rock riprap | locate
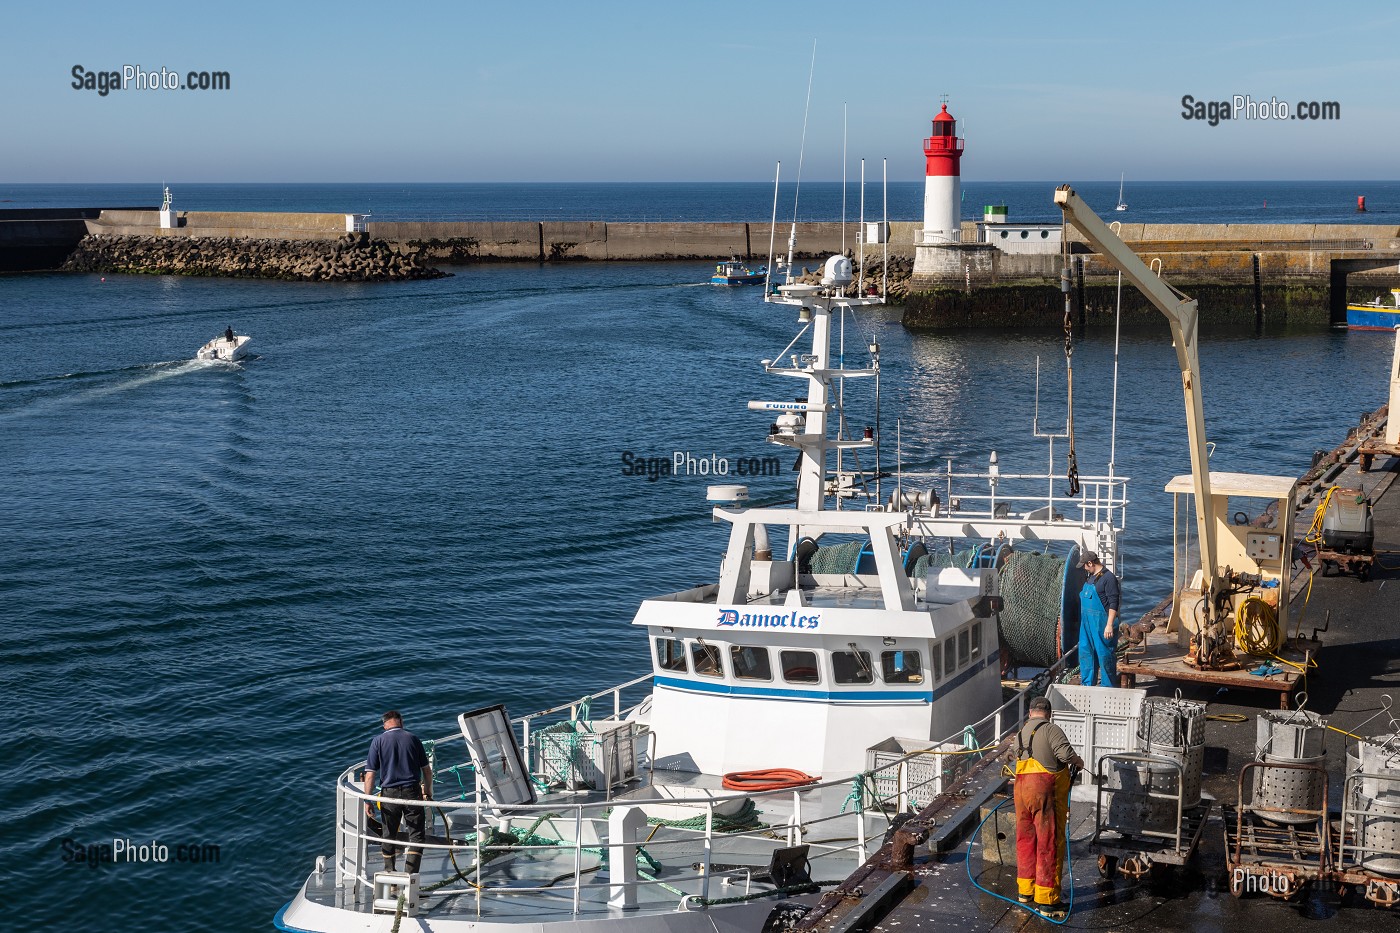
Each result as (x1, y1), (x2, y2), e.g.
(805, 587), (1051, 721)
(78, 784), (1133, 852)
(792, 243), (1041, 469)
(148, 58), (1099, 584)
(63, 232), (447, 282)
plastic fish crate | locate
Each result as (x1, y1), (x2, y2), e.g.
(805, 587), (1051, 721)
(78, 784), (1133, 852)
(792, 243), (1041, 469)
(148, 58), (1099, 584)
(1045, 684), (1147, 772)
(533, 720), (639, 791)
(867, 737), (974, 810)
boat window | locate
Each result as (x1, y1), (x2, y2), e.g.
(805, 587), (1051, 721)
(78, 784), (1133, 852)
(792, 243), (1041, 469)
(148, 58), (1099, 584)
(781, 650), (821, 684)
(730, 645), (773, 681)
(655, 637), (688, 672)
(690, 640), (724, 678)
(945, 638), (957, 674)
(958, 629), (971, 667)
(1227, 496), (1280, 530)
(881, 650), (923, 684)
(970, 622), (983, 662)
(932, 646), (942, 681)
(832, 650), (875, 685)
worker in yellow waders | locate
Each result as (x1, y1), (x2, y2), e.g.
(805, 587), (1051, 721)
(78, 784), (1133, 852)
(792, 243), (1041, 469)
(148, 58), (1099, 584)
(1014, 696), (1083, 918)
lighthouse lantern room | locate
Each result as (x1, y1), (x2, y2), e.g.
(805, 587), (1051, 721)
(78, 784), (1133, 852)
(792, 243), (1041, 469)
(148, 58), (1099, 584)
(921, 103), (965, 244)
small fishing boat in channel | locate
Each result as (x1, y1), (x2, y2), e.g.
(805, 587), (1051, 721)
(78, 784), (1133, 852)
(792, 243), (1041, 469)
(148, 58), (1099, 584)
(710, 258), (767, 286)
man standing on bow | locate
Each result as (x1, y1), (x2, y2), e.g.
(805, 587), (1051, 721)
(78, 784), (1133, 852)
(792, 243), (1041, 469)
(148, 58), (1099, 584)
(1077, 551), (1121, 687)
(364, 710), (433, 875)
(1015, 696), (1084, 919)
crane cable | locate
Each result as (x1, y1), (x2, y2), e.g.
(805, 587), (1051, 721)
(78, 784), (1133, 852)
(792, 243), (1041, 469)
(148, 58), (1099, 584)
(1060, 248), (1081, 498)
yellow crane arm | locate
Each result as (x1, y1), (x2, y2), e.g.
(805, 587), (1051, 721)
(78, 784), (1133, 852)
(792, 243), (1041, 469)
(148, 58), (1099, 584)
(1052, 185), (1218, 605)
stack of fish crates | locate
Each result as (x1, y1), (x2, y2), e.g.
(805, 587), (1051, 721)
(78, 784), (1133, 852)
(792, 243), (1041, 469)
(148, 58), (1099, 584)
(1045, 684), (1147, 778)
(533, 719), (639, 792)
(867, 737), (975, 810)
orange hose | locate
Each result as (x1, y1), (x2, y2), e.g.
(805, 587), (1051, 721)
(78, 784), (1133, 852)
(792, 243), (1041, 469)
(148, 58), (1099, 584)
(721, 768), (820, 791)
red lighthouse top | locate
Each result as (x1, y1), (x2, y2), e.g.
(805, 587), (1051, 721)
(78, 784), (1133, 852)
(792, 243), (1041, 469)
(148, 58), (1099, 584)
(923, 104), (964, 177)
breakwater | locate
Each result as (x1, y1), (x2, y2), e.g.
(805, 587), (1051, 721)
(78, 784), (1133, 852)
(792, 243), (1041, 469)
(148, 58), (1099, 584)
(62, 232), (445, 282)
(6, 208), (1400, 327)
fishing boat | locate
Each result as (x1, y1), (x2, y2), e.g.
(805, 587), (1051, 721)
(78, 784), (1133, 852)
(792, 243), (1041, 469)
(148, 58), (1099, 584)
(274, 229), (1131, 931)
(196, 330), (251, 362)
(1115, 173), (1128, 212)
(1346, 289), (1400, 330)
(710, 258), (767, 286)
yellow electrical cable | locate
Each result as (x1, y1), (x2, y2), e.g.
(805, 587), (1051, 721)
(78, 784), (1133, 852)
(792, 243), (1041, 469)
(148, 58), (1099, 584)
(1233, 595), (1317, 673)
(1304, 487), (1337, 546)
(1292, 486), (1336, 639)
(1327, 725), (1367, 741)
(1234, 595), (1282, 655)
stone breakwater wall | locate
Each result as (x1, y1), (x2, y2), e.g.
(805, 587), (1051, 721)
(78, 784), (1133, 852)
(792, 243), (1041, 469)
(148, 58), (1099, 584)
(366, 220), (924, 262)
(62, 232), (446, 282)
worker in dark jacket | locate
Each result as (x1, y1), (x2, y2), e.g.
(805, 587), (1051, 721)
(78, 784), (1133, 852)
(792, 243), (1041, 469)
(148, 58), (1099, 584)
(364, 710), (433, 875)
(1015, 696), (1084, 918)
(1077, 550), (1121, 687)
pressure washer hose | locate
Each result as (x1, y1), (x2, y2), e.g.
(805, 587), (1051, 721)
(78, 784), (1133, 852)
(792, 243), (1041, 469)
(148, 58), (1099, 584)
(965, 798), (1074, 925)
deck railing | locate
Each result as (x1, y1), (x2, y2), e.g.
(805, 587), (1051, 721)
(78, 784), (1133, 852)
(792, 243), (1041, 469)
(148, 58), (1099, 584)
(330, 656), (1075, 916)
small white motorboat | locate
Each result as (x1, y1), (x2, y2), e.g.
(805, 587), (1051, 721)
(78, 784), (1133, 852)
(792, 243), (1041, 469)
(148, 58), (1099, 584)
(196, 330), (251, 362)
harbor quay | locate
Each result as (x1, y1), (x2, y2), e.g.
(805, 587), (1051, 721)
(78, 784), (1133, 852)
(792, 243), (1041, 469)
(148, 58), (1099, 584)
(789, 411), (1400, 933)
(4, 206), (1398, 327)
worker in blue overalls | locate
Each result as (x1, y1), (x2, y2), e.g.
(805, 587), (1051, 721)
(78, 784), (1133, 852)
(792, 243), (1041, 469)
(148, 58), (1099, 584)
(1078, 551), (1121, 687)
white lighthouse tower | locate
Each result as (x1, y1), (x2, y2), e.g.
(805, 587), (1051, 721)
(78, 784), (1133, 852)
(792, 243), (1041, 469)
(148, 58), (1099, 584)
(921, 103), (964, 244)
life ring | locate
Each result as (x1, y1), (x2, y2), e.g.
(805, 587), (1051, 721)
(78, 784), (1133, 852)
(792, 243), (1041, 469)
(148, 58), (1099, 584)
(722, 769), (820, 791)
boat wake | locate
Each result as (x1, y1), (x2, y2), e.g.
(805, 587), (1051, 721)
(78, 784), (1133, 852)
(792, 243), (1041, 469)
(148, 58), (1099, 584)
(0, 359), (232, 419)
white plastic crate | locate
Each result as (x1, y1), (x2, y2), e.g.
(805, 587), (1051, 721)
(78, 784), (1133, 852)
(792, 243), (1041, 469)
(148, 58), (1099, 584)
(867, 737), (974, 810)
(1045, 684), (1146, 773)
(533, 720), (639, 791)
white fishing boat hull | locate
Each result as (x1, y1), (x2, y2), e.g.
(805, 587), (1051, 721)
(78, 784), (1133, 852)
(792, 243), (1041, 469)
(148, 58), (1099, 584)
(277, 235), (1127, 932)
(196, 334), (251, 362)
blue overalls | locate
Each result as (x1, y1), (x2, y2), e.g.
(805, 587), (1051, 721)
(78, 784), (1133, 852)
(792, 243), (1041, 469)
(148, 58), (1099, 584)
(1079, 576), (1117, 687)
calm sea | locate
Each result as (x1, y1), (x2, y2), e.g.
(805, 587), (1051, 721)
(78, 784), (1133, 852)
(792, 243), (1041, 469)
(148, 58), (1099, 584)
(2, 180), (1399, 224)
(1, 200), (1396, 929)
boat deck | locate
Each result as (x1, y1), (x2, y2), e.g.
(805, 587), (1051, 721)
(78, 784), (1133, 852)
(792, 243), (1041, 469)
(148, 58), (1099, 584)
(300, 767), (881, 926)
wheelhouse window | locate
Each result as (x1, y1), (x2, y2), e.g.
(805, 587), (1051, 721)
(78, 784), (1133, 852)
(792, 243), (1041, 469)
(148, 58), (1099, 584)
(932, 646), (942, 681)
(971, 622), (983, 662)
(832, 650), (875, 685)
(881, 650), (923, 684)
(958, 629), (971, 667)
(945, 638), (957, 674)
(655, 637), (687, 672)
(781, 650), (820, 684)
(691, 640), (723, 678)
(730, 645), (773, 681)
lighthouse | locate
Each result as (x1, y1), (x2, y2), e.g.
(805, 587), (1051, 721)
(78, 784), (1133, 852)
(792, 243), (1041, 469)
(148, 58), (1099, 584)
(921, 103), (964, 244)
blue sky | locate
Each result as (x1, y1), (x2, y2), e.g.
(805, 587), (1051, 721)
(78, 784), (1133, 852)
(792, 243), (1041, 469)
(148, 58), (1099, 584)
(3, 0), (1395, 182)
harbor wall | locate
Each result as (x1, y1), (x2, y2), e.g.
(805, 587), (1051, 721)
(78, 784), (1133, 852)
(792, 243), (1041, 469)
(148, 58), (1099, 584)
(363, 220), (926, 262)
(0, 207), (151, 272)
(6, 210), (1399, 324)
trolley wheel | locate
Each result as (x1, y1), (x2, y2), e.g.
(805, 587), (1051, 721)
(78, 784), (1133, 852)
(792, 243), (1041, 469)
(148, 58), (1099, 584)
(1098, 855), (1118, 879)
(1358, 564), (1371, 582)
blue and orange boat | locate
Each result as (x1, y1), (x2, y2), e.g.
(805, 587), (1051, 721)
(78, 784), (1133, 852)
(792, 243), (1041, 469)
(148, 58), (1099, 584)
(709, 258), (766, 286)
(1347, 289), (1400, 330)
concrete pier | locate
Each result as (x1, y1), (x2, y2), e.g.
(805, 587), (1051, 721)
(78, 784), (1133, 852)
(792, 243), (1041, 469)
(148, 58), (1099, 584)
(789, 411), (1400, 933)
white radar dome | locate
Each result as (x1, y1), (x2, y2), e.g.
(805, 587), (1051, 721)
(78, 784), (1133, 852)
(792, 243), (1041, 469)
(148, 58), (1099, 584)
(707, 484), (749, 506)
(821, 255), (853, 286)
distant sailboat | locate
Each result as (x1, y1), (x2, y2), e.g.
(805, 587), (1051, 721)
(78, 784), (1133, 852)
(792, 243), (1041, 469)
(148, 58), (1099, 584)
(1115, 173), (1128, 211)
